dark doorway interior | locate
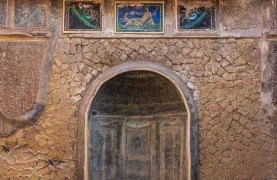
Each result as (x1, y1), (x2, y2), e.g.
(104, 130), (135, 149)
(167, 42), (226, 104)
(88, 71), (187, 180)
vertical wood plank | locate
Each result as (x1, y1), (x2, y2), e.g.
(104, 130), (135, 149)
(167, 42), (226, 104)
(121, 120), (125, 179)
(151, 119), (157, 180)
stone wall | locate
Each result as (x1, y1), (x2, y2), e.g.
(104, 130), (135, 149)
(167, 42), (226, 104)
(0, 0), (276, 179)
(0, 37), (275, 179)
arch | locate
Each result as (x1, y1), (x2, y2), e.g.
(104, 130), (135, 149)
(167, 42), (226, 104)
(78, 61), (199, 180)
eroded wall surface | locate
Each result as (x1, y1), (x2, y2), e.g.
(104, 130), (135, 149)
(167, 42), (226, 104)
(0, 0), (276, 179)
(0, 42), (46, 136)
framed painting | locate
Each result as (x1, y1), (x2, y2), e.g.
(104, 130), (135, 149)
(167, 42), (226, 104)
(115, 2), (164, 33)
(13, 0), (48, 30)
(0, 0), (8, 28)
(177, 0), (215, 31)
(63, 0), (101, 33)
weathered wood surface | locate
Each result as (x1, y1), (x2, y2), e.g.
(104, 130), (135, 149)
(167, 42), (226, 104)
(89, 115), (186, 180)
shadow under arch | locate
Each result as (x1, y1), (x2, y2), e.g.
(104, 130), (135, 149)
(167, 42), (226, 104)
(78, 61), (199, 180)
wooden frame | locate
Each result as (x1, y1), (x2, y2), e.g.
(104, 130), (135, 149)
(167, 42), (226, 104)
(114, 1), (164, 34)
(63, 0), (102, 33)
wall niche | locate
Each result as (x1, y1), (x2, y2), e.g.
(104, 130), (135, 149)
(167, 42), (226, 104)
(88, 71), (188, 179)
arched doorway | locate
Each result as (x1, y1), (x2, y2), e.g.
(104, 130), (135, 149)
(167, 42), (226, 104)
(78, 61), (199, 180)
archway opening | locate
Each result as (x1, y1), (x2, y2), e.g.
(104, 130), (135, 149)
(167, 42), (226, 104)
(88, 71), (188, 179)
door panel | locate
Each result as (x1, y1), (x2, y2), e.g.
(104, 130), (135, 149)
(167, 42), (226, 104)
(159, 125), (182, 180)
(126, 122), (151, 179)
(89, 115), (186, 180)
(89, 117), (124, 180)
(156, 115), (185, 180)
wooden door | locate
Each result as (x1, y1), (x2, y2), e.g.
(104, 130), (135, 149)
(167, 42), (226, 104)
(158, 116), (185, 180)
(89, 117), (124, 180)
(89, 115), (186, 180)
(125, 120), (152, 180)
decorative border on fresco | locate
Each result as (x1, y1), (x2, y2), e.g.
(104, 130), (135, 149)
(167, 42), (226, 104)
(12, 0), (48, 31)
(115, 1), (164, 34)
(63, 0), (102, 33)
(175, 0), (216, 33)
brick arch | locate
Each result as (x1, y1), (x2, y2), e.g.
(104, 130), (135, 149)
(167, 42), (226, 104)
(78, 61), (199, 180)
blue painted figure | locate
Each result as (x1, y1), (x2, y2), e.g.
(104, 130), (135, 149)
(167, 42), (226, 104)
(116, 3), (163, 33)
(179, 5), (215, 30)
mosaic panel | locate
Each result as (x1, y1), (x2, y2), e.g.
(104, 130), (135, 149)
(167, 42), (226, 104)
(0, 0), (8, 27)
(177, 0), (215, 31)
(115, 2), (164, 33)
(64, 0), (101, 32)
(14, 0), (47, 30)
